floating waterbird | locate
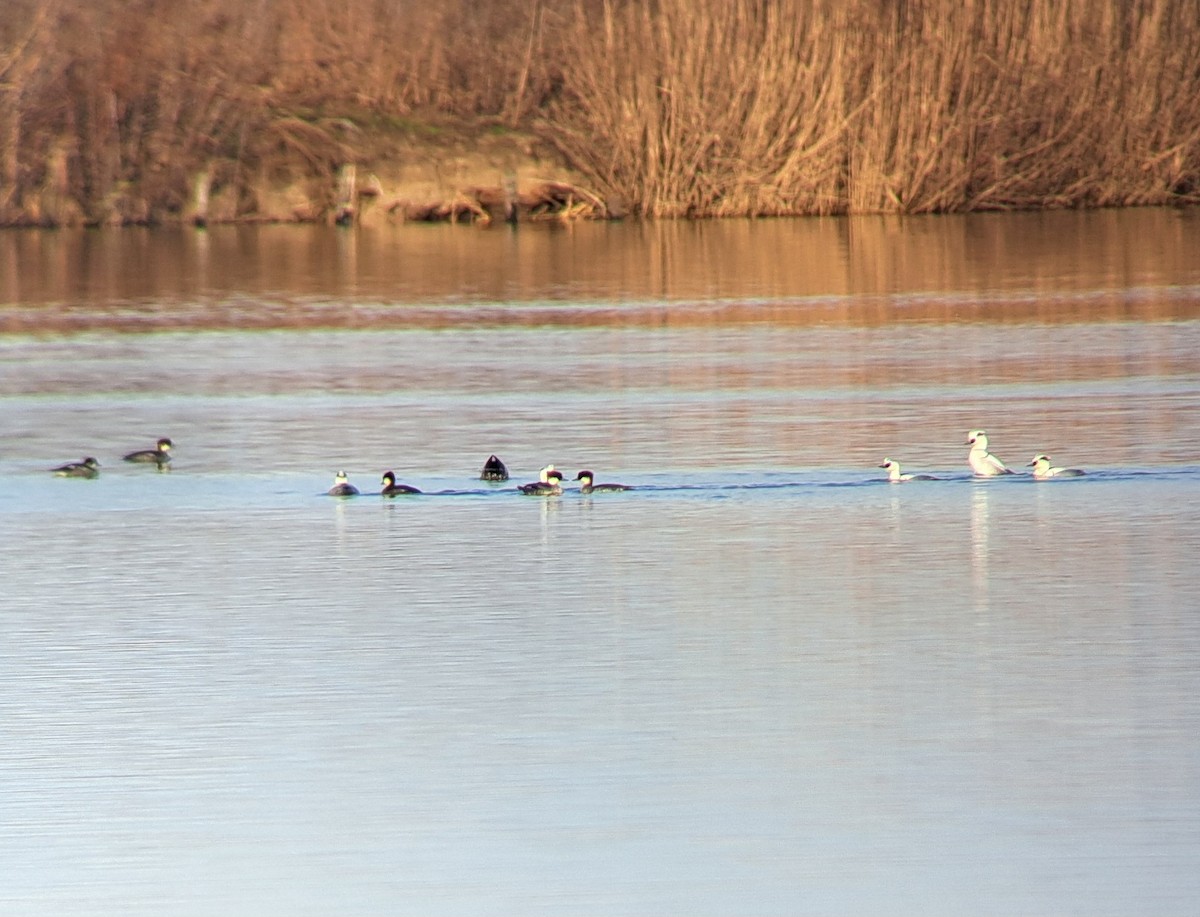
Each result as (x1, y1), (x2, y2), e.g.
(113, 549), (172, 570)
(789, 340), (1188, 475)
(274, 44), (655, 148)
(380, 470), (421, 495)
(124, 437), (173, 466)
(51, 457), (100, 478)
(480, 454), (509, 481)
(878, 458), (937, 483)
(966, 430), (1013, 476)
(328, 471), (359, 496)
(1028, 454), (1086, 479)
(518, 465), (564, 496)
(574, 470), (632, 493)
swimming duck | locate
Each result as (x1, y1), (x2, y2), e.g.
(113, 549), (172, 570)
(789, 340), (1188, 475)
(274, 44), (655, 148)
(574, 470), (632, 493)
(878, 458), (937, 483)
(480, 454), (509, 482)
(124, 437), (173, 466)
(966, 430), (1013, 476)
(380, 470), (421, 495)
(328, 471), (359, 496)
(518, 465), (564, 496)
(1028, 454), (1085, 479)
(51, 457), (100, 478)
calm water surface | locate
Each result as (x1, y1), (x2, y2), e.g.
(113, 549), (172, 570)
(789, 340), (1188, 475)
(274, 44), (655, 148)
(2, 211), (1200, 916)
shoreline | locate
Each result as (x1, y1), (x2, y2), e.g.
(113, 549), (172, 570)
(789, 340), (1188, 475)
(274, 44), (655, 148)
(6, 2), (1199, 227)
(4, 121), (620, 230)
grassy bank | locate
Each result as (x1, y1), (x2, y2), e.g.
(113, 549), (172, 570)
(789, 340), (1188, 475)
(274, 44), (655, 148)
(3, 0), (1199, 225)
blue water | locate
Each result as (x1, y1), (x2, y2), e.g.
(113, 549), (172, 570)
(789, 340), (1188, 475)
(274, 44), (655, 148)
(2, 215), (1200, 916)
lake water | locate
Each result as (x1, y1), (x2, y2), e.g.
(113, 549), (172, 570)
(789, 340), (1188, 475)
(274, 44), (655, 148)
(2, 210), (1199, 916)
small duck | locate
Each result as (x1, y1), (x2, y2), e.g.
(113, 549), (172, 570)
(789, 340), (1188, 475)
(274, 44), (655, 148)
(328, 471), (360, 496)
(380, 470), (421, 496)
(124, 437), (173, 466)
(966, 430), (1013, 476)
(574, 470), (632, 494)
(1028, 454), (1086, 479)
(51, 457), (101, 478)
(878, 458), (937, 483)
(480, 454), (509, 482)
(518, 465), (564, 496)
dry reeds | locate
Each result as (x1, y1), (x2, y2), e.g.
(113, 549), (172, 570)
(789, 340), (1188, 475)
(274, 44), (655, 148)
(0, 0), (562, 225)
(547, 0), (1200, 215)
(2, 0), (1199, 224)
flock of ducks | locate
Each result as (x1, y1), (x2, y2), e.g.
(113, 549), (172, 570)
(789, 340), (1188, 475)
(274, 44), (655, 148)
(881, 430), (1084, 482)
(326, 458), (632, 497)
(47, 440), (635, 496)
(50, 438), (173, 478)
(965, 429), (1085, 478)
(49, 432), (1085, 494)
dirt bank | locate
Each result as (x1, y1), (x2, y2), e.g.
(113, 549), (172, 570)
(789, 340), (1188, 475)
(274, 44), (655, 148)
(207, 116), (613, 227)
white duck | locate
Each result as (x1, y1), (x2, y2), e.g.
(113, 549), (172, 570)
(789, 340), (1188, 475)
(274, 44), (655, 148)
(878, 458), (937, 483)
(1029, 454), (1085, 479)
(966, 430), (1013, 476)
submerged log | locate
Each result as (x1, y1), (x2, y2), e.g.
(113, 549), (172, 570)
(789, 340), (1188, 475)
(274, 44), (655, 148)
(517, 180), (609, 220)
(389, 197), (489, 223)
(390, 180), (612, 224)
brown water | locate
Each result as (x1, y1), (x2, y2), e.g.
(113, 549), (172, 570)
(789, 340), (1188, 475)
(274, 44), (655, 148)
(3, 208), (1198, 331)
(2, 210), (1199, 916)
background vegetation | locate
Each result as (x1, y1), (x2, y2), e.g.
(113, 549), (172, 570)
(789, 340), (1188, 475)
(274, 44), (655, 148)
(3, 0), (1199, 223)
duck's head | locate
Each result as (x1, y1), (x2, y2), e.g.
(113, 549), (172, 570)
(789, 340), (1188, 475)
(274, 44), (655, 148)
(157, 438), (173, 452)
(381, 471), (396, 486)
(878, 458), (897, 471)
(574, 470), (594, 482)
(966, 430), (987, 447)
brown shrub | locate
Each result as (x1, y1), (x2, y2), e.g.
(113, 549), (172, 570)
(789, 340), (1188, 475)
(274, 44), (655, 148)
(543, 0), (1200, 215)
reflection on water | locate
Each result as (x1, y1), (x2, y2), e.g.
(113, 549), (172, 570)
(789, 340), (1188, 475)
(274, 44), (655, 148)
(2, 212), (1200, 916)
(970, 483), (991, 610)
(2, 208), (1200, 332)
